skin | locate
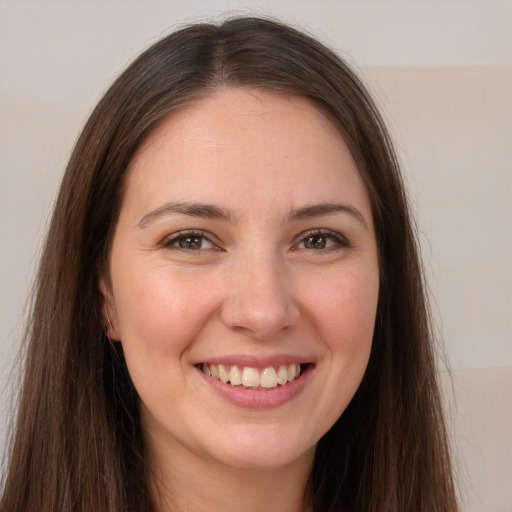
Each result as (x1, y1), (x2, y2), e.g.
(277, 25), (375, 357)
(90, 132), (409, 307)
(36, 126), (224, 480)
(101, 87), (380, 512)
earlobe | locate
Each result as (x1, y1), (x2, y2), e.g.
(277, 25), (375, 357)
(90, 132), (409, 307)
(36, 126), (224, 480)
(99, 276), (120, 341)
(104, 306), (116, 341)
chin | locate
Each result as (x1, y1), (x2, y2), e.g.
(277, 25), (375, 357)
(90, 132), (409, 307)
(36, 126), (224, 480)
(204, 428), (316, 472)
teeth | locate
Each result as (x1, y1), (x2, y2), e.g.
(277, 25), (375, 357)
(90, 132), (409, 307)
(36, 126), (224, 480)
(210, 364), (219, 379)
(277, 365), (288, 385)
(200, 363), (303, 389)
(260, 367), (278, 388)
(288, 363), (297, 381)
(229, 366), (242, 386)
(242, 367), (260, 387)
(218, 364), (229, 383)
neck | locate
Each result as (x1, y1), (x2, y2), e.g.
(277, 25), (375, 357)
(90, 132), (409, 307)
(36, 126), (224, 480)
(147, 434), (314, 512)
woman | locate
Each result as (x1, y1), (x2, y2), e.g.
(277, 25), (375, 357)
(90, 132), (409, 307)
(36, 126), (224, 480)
(1, 17), (458, 512)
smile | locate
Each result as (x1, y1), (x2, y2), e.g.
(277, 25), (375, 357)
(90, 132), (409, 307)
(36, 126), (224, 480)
(199, 363), (304, 390)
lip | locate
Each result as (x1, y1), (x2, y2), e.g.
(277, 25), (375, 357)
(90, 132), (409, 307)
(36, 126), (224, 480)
(196, 362), (313, 409)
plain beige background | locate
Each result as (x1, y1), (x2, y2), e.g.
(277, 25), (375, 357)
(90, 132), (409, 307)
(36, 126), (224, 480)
(1, 1), (511, 510)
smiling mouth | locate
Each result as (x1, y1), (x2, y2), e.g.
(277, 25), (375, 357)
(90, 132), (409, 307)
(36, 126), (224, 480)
(198, 363), (308, 390)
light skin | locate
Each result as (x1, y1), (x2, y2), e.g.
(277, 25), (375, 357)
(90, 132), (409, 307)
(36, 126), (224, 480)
(101, 87), (380, 512)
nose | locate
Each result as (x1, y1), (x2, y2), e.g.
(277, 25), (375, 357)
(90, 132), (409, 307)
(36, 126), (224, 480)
(220, 252), (300, 340)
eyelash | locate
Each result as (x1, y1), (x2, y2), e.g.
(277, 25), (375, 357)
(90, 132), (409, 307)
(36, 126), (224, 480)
(162, 228), (350, 254)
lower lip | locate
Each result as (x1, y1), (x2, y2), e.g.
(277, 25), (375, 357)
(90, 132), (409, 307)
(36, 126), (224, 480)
(197, 365), (312, 409)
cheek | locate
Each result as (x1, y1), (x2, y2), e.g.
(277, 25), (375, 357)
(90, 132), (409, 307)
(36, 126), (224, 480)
(112, 265), (219, 357)
(301, 266), (379, 358)
(293, 266), (378, 433)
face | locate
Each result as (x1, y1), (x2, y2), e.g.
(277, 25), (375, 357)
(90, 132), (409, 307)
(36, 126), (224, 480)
(102, 88), (379, 475)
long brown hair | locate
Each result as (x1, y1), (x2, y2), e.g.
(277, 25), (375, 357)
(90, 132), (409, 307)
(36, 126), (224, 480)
(1, 17), (458, 511)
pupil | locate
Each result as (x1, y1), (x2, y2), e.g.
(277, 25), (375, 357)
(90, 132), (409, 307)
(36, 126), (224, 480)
(306, 236), (326, 249)
(179, 236), (201, 249)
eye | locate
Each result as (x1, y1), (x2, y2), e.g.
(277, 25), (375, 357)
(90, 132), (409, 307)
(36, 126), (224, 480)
(294, 230), (349, 251)
(163, 231), (216, 251)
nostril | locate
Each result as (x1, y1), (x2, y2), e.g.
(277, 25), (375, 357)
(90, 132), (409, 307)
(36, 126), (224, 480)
(219, 295), (300, 341)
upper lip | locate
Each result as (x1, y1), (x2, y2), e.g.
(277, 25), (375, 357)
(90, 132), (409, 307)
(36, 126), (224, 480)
(192, 354), (314, 370)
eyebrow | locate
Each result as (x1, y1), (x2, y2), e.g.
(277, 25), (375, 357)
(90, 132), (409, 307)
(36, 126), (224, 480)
(287, 202), (368, 229)
(138, 201), (235, 228)
(138, 200), (368, 230)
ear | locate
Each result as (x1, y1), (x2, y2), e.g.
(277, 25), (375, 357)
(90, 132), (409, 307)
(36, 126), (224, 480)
(99, 275), (120, 341)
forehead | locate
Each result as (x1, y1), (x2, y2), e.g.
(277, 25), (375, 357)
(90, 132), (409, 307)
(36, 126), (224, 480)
(123, 87), (371, 219)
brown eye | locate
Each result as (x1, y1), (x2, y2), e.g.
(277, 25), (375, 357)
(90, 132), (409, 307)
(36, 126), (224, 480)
(295, 230), (349, 251)
(178, 235), (203, 249)
(303, 235), (327, 249)
(164, 232), (215, 251)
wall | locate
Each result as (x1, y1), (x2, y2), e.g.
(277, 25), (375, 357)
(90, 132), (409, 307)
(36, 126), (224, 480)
(1, 1), (511, 510)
